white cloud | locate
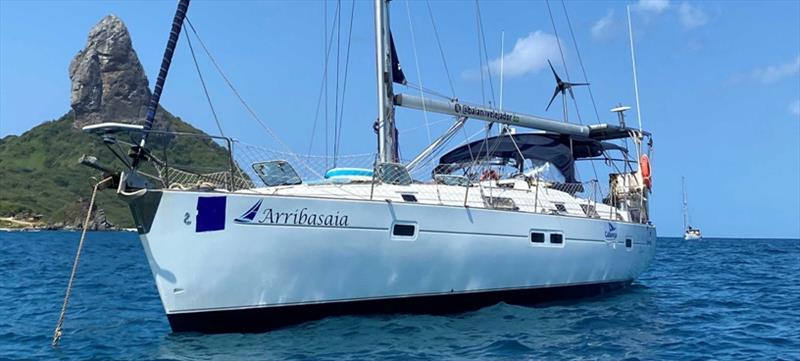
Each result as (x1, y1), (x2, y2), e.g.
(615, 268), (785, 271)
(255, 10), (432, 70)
(790, 99), (800, 117)
(746, 56), (800, 84)
(634, 0), (670, 14)
(729, 56), (800, 84)
(591, 10), (615, 40)
(486, 31), (560, 78)
(678, 2), (708, 29)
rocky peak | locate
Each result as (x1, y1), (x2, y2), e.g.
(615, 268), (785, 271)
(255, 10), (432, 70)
(69, 15), (151, 129)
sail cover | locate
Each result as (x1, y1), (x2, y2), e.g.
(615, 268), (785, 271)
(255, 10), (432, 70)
(436, 133), (625, 183)
(389, 32), (406, 85)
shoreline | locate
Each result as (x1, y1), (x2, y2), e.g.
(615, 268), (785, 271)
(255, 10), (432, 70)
(0, 227), (137, 232)
(0, 216), (134, 232)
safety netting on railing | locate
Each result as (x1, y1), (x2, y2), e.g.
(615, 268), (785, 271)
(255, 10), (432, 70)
(154, 166), (255, 191)
(142, 133), (642, 222)
(231, 141), (376, 187)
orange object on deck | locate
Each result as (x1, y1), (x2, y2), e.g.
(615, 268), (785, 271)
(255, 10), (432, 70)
(640, 154), (652, 189)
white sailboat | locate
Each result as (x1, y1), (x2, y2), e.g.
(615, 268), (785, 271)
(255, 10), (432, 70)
(682, 177), (702, 240)
(81, 0), (657, 333)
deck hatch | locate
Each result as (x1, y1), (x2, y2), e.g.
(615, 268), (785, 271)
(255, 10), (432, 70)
(252, 160), (302, 187)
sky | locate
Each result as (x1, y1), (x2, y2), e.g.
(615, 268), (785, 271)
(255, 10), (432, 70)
(1, 0), (798, 238)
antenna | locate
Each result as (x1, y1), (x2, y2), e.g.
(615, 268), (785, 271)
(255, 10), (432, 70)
(500, 30), (504, 111)
(500, 30), (513, 134)
(626, 5), (643, 132)
(611, 105), (631, 128)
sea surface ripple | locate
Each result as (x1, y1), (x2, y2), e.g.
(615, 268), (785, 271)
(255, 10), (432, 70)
(1, 231), (798, 360)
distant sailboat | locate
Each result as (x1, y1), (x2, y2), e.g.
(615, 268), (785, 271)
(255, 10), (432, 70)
(682, 177), (702, 240)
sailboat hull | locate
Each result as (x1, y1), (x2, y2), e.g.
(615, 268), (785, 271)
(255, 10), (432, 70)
(133, 190), (656, 333)
(166, 280), (631, 333)
(684, 233), (702, 240)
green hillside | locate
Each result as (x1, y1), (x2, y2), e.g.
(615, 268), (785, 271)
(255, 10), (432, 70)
(0, 111), (232, 228)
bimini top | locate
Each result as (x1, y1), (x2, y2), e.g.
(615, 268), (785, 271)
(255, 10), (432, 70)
(436, 132), (626, 183)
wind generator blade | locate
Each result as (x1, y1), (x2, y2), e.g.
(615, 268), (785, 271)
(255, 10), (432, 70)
(547, 59), (561, 83)
(570, 82), (590, 86)
(567, 86), (575, 100)
(545, 87), (560, 111)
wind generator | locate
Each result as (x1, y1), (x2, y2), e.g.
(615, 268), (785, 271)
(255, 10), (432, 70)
(545, 59), (589, 123)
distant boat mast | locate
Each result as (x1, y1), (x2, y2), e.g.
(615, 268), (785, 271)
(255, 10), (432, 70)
(682, 176), (690, 231)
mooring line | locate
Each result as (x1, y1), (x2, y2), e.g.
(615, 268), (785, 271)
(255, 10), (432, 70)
(51, 176), (112, 346)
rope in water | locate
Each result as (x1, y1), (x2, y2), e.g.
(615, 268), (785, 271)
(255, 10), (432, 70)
(51, 176), (112, 347)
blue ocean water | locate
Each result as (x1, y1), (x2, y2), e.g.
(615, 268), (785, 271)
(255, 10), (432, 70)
(1, 231), (798, 360)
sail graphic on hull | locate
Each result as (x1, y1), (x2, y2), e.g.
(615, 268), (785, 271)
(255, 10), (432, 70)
(235, 199), (262, 223)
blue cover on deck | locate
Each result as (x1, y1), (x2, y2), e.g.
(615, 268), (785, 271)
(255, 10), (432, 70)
(324, 168), (374, 179)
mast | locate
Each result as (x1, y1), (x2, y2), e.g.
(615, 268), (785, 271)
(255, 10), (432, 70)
(682, 176), (689, 231)
(374, 0), (398, 163)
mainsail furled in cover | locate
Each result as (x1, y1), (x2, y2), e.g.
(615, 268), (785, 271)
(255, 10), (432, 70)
(389, 32), (406, 85)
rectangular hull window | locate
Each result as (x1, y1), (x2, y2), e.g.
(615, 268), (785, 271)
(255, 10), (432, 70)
(393, 224), (416, 237)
